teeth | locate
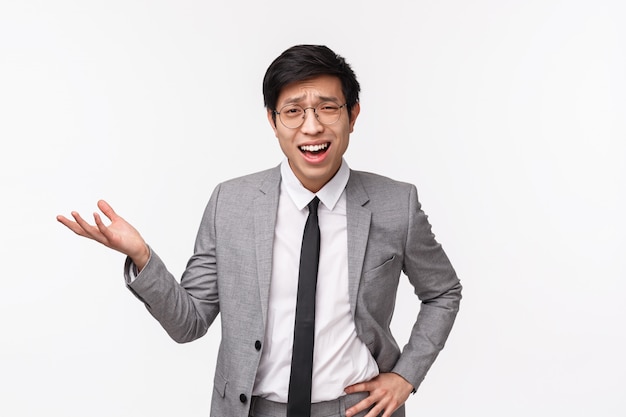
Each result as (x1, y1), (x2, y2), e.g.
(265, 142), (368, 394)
(300, 143), (329, 152)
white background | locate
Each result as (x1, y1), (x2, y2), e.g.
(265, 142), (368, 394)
(1, 1), (624, 416)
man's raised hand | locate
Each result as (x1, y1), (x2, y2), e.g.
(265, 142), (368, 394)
(57, 200), (150, 270)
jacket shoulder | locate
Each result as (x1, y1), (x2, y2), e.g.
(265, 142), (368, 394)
(349, 170), (415, 196)
(212, 166), (280, 200)
(219, 166), (280, 189)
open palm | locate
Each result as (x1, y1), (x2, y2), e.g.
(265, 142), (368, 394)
(57, 200), (150, 269)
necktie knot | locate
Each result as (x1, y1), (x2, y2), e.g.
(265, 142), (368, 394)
(308, 196), (320, 213)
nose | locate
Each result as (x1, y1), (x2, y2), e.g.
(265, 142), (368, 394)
(300, 107), (324, 134)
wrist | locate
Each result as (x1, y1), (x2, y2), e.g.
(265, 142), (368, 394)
(131, 244), (150, 272)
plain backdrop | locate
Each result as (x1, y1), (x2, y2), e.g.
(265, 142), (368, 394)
(1, 1), (624, 416)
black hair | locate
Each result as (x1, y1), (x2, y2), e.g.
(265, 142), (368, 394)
(263, 45), (360, 123)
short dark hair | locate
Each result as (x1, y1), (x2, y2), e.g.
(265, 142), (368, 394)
(263, 45), (360, 123)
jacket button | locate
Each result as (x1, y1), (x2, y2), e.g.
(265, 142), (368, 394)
(240, 393), (247, 403)
(255, 340), (262, 351)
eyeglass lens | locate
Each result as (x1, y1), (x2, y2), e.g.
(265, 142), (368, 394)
(278, 102), (344, 128)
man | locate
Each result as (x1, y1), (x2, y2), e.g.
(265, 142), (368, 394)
(57, 45), (462, 417)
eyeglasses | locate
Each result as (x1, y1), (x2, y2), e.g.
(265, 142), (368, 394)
(274, 102), (347, 129)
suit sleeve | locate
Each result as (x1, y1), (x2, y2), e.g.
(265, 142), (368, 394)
(391, 184), (462, 391)
(124, 184), (222, 343)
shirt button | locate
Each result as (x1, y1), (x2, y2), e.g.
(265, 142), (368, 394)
(255, 340), (262, 351)
(240, 393), (247, 403)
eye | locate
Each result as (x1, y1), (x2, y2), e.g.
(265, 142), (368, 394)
(281, 105), (303, 118)
(318, 102), (340, 113)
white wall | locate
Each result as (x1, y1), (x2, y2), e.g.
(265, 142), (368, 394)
(1, 1), (624, 415)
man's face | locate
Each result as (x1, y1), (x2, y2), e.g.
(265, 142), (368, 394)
(267, 75), (360, 193)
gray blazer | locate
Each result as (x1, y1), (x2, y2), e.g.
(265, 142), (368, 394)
(127, 166), (462, 417)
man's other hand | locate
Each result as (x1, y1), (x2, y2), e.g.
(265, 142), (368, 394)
(344, 372), (414, 417)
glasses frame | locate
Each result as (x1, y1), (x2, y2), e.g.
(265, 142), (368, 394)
(273, 102), (347, 129)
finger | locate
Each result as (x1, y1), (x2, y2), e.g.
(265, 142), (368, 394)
(93, 212), (113, 242)
(364, 403), (385, 417)
(374, 395), (401, 417)
(97, 199), (118, 222)
(71, 211), (103, 241)
(366, 393), (396, 417)
(345, 381), (369, 394)
(57, 215), (88, 237)
(345, 395), (376, 417)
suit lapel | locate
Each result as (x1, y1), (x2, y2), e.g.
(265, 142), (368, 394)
(345, 171), (371, 317)
(253, 167), (281, 328)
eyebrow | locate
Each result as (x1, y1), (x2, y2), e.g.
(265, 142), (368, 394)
(281, 95), (342, 106)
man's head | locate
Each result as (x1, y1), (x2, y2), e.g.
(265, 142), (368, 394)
(263, 45), (361, 124)
(263, 45), (361, 192)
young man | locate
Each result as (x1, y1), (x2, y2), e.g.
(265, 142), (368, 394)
(58, 45), (462, 417)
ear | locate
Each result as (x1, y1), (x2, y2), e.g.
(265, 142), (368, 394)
(267, 109), (278, 136)
(348, 102), (360, 133)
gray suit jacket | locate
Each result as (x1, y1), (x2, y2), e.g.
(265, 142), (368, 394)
(127, 166), (461, 417)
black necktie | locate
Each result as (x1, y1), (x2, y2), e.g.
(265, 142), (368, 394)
(287, 197), (321, 417)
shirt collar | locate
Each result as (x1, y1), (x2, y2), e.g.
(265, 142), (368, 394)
(280, 158), (350, 211)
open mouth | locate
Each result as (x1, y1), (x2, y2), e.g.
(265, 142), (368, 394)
(299, 142), (330, 155)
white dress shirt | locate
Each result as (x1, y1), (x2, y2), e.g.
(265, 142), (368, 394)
(252, 158), (379, 402)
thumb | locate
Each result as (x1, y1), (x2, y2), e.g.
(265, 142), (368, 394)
(97, 199), (118, 221)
